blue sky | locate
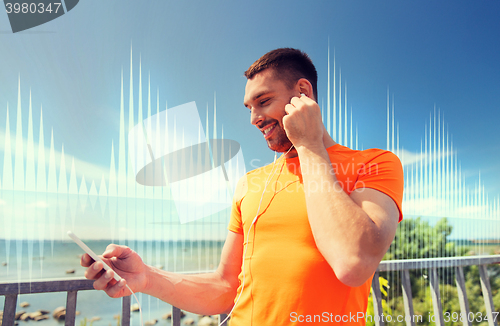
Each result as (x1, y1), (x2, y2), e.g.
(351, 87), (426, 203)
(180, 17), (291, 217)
(1, 0), (500, 225)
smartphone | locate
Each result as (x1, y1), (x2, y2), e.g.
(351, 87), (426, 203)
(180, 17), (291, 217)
(67, 231), (122, 282)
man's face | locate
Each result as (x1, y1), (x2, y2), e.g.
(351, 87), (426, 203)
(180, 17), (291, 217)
(243, 69), (298, 153)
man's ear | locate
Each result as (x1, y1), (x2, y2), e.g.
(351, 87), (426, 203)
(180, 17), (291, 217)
(295, 78), (314, 100)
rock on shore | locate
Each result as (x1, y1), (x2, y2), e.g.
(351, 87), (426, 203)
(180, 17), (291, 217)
(198, 316), (217, 326)
(183, 318), (195, 325)
(53, 307), (66, 321)
(162, 310), (186, 319)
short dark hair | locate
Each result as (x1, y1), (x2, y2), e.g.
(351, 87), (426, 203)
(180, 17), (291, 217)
(244, 48), (318, 100)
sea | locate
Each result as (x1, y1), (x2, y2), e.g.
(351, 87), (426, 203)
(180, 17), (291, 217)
(0, 238), (225, 326)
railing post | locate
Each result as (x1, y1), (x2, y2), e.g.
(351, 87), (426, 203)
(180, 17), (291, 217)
(219, 313), (229, 326)
(3, 293), (18, 326)
(429, 267), (445, 326)
(122, 295), (131, 326)
(371, 271), (384, 326)
(455, 266), (472, 326)
(401, 269), (415, 326)
(479, 264), (498, 326)
(65, 290), (78, 326)
(171, 306), (181, 326)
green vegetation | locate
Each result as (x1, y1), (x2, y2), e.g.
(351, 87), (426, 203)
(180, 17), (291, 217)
(366, 217), (500, 326)
(78, 318), (93, 326)
(78, 316), (120, 326)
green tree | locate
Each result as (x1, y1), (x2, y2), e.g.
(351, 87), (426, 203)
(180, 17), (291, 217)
(384, 217), (465, 262)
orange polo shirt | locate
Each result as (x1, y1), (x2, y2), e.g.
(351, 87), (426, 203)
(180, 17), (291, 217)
(228, 144), (404, 325)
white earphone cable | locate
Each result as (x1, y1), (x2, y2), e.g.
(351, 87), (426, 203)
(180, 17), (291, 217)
(219, 145), (293, 325)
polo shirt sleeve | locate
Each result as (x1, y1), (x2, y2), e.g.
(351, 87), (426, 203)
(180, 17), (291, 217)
(228, 199), (244, 234)
(227, 174), (247, 234)
(352, 151), (404, 222)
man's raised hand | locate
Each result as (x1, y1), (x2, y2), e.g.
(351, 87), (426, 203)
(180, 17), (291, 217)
(283, 95), (324, 149)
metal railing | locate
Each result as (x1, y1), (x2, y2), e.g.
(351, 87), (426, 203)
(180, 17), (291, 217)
(0, 279), (130, 326)
(0, 279), (228, 326)
(1, 255), (499, 326)
(372, 255), (500, 326)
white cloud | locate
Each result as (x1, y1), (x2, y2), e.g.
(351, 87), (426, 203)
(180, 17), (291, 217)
(402, 196), (497, 220)
(397, 148), (455, 167)
(26, 200), (49, 208)
(0, 129), (109, 183)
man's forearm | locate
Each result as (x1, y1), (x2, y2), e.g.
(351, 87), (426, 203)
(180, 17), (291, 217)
(143, 266), (236, 315)
(296, 144), (394, 286)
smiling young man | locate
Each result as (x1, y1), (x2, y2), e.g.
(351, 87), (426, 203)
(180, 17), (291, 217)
(228, 48), (404, 324)
(81, 48), (403, 325)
